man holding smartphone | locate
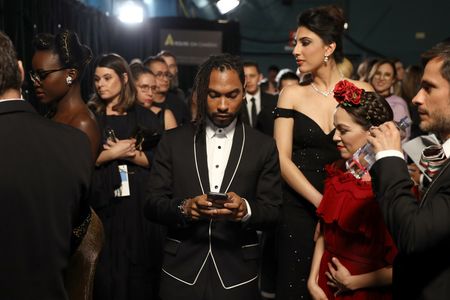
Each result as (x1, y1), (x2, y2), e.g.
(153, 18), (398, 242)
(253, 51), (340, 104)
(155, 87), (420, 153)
(145, 54), (282, 300)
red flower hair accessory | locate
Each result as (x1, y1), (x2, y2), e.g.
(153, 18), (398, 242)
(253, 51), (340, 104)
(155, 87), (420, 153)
(333, 80), (364, 107)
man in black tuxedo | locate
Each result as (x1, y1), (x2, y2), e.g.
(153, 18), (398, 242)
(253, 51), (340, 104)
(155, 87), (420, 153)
(368, 41), (450, 299)
(241, 61), (278, 136)
(0, 31), (92, 300)
(145, 54), (282, 300)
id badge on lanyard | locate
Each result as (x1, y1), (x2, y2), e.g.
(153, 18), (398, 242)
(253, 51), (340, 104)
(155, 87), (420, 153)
(114, 164), (131, 197)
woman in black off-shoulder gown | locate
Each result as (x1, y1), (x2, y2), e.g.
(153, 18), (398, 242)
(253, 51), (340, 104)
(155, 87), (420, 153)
(274, 107), (339, 299)
(271, 5), (374, 299)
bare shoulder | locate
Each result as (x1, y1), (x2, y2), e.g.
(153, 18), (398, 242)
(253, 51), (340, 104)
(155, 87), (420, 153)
(346, 78), (374, 92)
(69, 109), (100, 145)
(277, 84), (308, 108)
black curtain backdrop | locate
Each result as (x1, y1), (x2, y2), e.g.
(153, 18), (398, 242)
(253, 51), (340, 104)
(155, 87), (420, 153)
(0, 0), (240, 110)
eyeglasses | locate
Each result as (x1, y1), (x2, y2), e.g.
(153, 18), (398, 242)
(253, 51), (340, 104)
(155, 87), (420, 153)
(154, 72), (173, 80)
(137, 84), (157, 92)
(29, 67), (67, 84)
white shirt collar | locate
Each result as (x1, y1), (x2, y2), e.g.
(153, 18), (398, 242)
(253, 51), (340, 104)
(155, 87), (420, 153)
(0, 98), (24, 103)
(442, 138), (450, 158)
(206, 118), (237, 139)
(245, 89), (261, 102)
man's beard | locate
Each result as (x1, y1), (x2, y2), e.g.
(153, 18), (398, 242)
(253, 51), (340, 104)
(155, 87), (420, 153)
(207, 112), (237, 128)
(420, 109), (450, 137)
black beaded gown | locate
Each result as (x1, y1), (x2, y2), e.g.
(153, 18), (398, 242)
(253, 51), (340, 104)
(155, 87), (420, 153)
(91, 105), (164, 300)
(274, 107), (340, 300)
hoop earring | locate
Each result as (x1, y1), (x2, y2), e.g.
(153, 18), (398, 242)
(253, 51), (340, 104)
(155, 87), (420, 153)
(66, 76), (73, 86)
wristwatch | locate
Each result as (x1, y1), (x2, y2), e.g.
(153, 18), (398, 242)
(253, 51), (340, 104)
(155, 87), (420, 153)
(178, 199), (189, 218)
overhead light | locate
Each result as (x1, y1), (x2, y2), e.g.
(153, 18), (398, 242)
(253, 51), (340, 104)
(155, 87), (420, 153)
(118, 1), (144, 24)
(216, 0), (240, 15)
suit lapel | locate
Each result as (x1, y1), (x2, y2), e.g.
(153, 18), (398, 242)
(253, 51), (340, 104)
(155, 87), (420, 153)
(240, 100), (250, 126)
(220, 121), (244, 193)
(195, 132), (210, 194)
(420, 158), (450, 207)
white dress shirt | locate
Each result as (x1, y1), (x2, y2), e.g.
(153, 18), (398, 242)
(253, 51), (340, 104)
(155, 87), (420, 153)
(245, 90), (261, 125)
(205, 119), (251, 221)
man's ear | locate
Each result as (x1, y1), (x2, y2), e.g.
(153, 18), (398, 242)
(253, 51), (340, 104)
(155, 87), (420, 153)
(17, 60), (25, 84)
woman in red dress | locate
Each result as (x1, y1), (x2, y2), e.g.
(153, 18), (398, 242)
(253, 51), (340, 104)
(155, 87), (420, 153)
(308, 80), (398, 300)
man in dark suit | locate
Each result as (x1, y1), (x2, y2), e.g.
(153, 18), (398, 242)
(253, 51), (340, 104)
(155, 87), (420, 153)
(368, 41), (450, 299)
(241, 61), (278, 136)
(0, 31), (92, 300)
(145, 54), (282, 300)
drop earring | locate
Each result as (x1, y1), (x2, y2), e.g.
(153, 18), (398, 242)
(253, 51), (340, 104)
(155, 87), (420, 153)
(66, 76), (73, 85)
(323, 55), (329, 64)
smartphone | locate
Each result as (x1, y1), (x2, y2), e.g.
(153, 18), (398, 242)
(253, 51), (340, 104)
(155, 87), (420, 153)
(207, 192), (228, 209)
(106, 128), (118, 142)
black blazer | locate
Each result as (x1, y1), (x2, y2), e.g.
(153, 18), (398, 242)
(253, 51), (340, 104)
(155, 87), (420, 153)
(145, 121), (282, 299)
(0, 100), (92, 300)
(241, 91), (278, 136)
(371, 157), (450, 300)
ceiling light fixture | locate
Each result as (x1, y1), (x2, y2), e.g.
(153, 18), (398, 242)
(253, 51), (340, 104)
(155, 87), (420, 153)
(216, 0), (240, 15)
(118, 1), (144, 24)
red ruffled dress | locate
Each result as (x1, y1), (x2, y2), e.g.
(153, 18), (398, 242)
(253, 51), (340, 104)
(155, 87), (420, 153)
(316, 164), (397, 299)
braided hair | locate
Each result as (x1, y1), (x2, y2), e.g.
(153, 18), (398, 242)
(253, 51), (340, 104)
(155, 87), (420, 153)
(339, 91), (394, 130)
(193, 54), (245, 137)
(32, 29), (92, 81)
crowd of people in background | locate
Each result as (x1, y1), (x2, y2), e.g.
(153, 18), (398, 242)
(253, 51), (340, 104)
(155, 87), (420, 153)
(1, 3), (450, 300)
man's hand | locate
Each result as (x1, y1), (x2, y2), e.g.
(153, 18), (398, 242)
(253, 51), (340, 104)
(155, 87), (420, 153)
(367, 121), (402, 154)
(183, 192), (248, 221)
(222, 192), (248, 221)
(183, 194), (215, 220)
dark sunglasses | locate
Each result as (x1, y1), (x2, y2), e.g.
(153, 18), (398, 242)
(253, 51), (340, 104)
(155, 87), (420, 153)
(29, 67), (68, 84)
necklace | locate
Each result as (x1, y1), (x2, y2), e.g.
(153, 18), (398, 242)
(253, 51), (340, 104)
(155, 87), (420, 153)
(310, 83), (333, 97)
(310, 70), (344, 97)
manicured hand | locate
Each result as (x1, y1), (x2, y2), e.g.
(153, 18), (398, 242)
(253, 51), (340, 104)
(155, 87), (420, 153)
(326, 257), (353, 296)
(103, 138), (136, 159)
(368, 122), (402, 153)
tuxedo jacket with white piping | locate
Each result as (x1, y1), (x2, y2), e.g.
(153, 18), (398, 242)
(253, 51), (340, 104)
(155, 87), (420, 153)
(145, 120), (282, 296)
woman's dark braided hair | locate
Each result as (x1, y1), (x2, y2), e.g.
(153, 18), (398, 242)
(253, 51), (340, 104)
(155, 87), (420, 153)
(340, 91), (394, 130)
(32, 29), (92, 80)
(193, 53), (245, 137)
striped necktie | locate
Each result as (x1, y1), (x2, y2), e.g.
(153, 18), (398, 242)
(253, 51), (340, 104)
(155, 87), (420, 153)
(420, 144), (447, 178)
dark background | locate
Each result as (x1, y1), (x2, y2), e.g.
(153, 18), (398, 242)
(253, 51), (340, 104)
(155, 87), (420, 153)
(1, 0), (449, 105)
